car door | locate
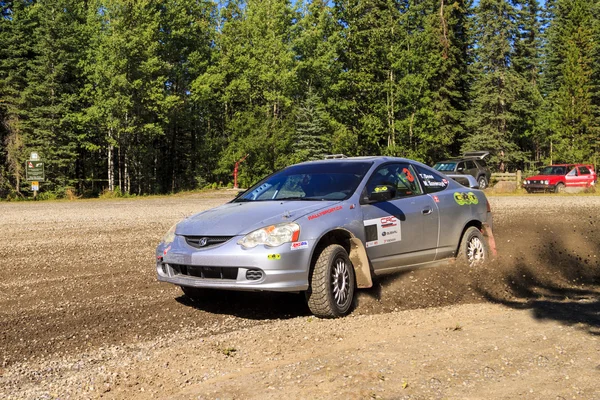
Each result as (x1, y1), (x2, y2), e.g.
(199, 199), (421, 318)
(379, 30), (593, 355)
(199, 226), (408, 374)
(577, 166), (594, 187)
(565, 166), (579, 187)
(464, 160), (478, 179)
(361, 163), (439, 273)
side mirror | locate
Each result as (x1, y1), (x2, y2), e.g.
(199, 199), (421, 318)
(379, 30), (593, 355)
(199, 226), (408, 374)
(368, 185), (395, 202)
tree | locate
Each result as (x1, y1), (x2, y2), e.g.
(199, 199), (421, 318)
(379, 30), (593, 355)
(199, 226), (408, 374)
(464, 0), (523, 171)
(542, 0), (597, 164)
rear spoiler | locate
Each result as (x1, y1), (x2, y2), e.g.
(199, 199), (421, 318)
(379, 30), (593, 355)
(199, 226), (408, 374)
(463, 151), (490, 160)
(446, 174), (480, 189)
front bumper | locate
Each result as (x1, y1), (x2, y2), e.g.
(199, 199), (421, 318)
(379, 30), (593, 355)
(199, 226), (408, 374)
(523, 183), (554, 192)
(156, 235), (312, 292)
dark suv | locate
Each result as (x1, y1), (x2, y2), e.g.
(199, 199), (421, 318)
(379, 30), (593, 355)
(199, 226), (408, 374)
(433, 151), (492, 189)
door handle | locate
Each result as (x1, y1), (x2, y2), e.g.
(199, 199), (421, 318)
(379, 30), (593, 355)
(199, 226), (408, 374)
(422, 208), (432, 215)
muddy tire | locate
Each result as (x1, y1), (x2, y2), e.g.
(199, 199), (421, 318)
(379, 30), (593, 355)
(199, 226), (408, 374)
(457, 227), (489, 267)
(306, 244), (355, 318)
(555, 182), (565, 193)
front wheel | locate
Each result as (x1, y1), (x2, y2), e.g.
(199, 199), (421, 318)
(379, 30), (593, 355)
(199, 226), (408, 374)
(457, 227), (489, 267)
(554, 182), (565, 193)
(478, 176), (488, 189)
(306, 244), (355, 318)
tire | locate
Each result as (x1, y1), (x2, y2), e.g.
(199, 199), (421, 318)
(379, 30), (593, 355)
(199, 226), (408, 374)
(306, 244), (355, 318)
(554, 182), (565, 193)
(457, 226), (489, 267)
(477, 176), (488, 189)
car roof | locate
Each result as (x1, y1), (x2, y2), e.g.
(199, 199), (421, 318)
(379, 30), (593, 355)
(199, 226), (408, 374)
(297, 156), (436, 169)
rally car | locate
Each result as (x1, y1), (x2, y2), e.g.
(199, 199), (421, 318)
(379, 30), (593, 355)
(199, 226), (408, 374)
(156, 156), (496, 318)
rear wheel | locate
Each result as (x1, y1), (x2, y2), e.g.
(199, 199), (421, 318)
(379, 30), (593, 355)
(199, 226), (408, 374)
(478, 176), (488, 189)
(306, 244), (355, 318)
(457, 227), (489, 267)
(554, 182), (565, 193)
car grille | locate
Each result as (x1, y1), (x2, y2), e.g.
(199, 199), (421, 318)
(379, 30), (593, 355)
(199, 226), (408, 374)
(171, 264), (238, 280)
(184, 236), (234, 249)
(528, 180), (543, 184)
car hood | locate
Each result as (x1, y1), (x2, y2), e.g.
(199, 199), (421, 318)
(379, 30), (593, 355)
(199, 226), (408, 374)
(175, 200), (342, 236)
(526, 174), (562, 181)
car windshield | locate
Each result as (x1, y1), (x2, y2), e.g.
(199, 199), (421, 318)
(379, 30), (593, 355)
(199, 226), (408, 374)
(539, 166), (568, 175)
(233, 161), (373, 202)
(433, 162), (456, 172)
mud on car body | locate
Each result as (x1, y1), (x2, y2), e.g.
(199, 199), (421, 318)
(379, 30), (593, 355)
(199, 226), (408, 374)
(156, 156), (496, 318)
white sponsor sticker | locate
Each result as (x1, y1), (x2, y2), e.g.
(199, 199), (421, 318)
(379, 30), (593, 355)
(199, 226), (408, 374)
(363, 216), (402, 248)
(290, 241), (309, 250)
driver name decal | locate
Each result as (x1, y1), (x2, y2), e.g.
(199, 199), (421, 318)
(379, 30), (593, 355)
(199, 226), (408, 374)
(363, 215), (402, 247)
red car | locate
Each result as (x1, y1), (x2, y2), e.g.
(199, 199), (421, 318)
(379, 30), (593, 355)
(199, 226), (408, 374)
(523, 164), (597, 193)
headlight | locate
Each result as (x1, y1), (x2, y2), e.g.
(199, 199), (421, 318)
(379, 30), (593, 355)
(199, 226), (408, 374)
(161, 222), (178, 244)
(238, 223), (300, 249)
(525, 180), (529, 185)
(544, 180), (549, 185)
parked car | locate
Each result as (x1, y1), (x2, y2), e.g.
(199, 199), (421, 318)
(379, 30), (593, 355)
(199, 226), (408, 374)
(156, 156), (496, 318)
(433, 151), (492, 189)
(523, 164), (597, 193)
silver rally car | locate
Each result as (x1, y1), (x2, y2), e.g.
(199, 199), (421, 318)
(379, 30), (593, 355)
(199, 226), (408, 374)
(156, 156), (496, 318)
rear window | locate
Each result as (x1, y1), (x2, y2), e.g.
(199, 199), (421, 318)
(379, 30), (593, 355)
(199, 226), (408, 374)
(433, 162), (456, 172)
(579, 166), (590, 175)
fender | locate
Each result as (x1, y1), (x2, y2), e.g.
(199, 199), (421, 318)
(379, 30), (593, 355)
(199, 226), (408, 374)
(349, 238), (373, 288)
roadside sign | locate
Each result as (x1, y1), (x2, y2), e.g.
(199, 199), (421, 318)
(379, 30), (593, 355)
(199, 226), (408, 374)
(31, 181), (39, 191)
(26, 160), (45, 181)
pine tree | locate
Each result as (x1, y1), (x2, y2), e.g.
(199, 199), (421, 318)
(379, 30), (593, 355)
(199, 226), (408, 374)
(543, 0), (597, 164)
(19, 0), (88, 190)
(292, 89), (330, 162)
(463, 0), (523, 171)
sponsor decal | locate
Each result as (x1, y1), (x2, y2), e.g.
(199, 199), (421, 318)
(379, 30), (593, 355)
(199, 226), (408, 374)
(374, 186), (388, 193)
(163, 245), (171, 256)
(290, 241), (309, 250)
(267, 254), (281, 260)
(453, 191), (479, 206)
(364, 216), (402, 247)
(308, 205), (343, 221)
(380, 216), (397, 228)
(433, 195), (440, 203)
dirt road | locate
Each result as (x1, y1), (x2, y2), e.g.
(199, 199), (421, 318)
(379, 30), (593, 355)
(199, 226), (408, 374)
(1, 192), (599, 399)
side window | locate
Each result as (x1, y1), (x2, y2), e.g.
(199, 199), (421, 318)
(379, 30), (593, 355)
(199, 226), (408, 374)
(366, 163), (423, 199)
(414, 165), (449, 194)
(579, 166), (590, 175)
(457, 161), (466, 171)
(567, 168), (577, 176)
(465, 160), (476, 169)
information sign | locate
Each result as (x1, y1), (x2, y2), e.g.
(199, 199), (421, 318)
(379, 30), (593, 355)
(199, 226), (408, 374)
(26, 160), (45, 181)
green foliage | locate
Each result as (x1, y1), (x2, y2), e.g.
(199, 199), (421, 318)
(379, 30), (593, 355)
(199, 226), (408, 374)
(0, 0), (598, 192)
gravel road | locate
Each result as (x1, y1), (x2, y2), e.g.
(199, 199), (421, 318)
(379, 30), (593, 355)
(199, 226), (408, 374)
(0, 192), (599, 399)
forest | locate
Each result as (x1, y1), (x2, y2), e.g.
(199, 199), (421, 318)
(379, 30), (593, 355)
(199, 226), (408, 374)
(0, 0), (598, 198)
